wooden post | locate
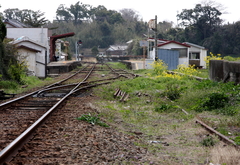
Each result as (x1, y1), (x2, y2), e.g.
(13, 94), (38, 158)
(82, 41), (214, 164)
(155, 15), (157, 60)
(143, 46), (146, 69)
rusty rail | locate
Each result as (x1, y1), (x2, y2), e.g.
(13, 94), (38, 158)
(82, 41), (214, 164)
(0, 63), (136, 164)
(196, 116), (239, 149)
(0, 64), (90, 111)
(0, 64), (96, 164)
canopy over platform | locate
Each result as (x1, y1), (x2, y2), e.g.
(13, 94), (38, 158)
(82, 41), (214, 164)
(50, 32), (75, 62)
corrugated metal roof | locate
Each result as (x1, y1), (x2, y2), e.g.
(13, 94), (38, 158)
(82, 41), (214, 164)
(10, 36), (46, 48)
(183, 42), (206, 49)
(158, 40), (190, 47)
(107, 45), (128, 51)
(4, 19), (30, 28)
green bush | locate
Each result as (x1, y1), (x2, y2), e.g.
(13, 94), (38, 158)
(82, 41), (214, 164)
(200, 136), (216, 147)
(8, 60), (27, 84)
(192, 92), (229, 112)
(161, 83), (186, 100)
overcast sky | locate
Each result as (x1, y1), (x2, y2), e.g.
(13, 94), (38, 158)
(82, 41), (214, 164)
(1, 0), (239, 25)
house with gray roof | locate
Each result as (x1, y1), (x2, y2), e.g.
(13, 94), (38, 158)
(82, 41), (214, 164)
(106, 45), (128, 57)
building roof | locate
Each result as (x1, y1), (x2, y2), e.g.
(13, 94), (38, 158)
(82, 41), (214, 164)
(4, 19), (30, 28)
(148, 38), (206, 49)
(10, 36), (46, 48)
(158, 40), (190, 48)
(183, 42), (206, 49)
(49, 32), (75, 61)
(17, 45), (42, 52)
(147, 38), (168, 44)
(107, 45), (128, 51)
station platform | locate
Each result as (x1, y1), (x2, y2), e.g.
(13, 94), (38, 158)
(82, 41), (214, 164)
(122, 59), (154, 70)
(47, 60), (82, 75)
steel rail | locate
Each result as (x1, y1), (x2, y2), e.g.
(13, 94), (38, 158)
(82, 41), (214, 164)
(36, 75), (122, 96)
(0, 64), (96, 164)
(69, 63), (96, 94)
(196, 116), (239, 149)
(117, 68), (139, 78)
(0, 64), (90, 111)
(105, 64), (129, 78)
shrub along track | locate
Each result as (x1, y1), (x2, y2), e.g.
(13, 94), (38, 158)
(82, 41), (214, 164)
(0, 63), (148, 164)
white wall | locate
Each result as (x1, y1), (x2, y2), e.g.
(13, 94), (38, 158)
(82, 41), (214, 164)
(6, 28), (50, 63)
(16, 41), (46, 77)
(188, 45), (207, 68)
(17, 49), (36, 74)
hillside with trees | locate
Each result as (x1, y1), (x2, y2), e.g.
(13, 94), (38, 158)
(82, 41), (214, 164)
(1, 1), (240, 57)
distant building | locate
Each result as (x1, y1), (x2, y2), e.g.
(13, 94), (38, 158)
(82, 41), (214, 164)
(4, 19), (51, 78)
(148, 39), (207, 68)
(106, 45), (128, 56)
(4, 19), (75, 77)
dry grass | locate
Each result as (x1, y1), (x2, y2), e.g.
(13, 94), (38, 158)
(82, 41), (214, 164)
(210, 144), (240, 165)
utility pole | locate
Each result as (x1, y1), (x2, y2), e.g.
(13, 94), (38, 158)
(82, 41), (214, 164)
(155, 15), (158, 61)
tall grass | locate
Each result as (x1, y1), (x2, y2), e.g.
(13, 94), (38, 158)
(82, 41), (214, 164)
(0, 76), (53, 93)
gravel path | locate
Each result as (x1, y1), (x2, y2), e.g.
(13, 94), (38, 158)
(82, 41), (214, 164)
(7, 96), (152, 165)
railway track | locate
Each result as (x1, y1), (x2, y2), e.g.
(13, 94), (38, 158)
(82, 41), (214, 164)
(0, 63), (136, 164)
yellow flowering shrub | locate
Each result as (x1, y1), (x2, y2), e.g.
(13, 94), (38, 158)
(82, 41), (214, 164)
(151, 59), (182, 79)
(152, 59), (168, 75)
(204, 52), (222, 68)
(176, 64), (199, 77)
(151, 60), (202, 80)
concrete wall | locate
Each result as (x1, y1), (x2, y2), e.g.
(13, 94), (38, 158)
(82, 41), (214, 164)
(209, 60), (240, 84)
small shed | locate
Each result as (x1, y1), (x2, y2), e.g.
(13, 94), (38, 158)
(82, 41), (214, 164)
(157, 40), (190, 67)
(10, 36), (47, 78)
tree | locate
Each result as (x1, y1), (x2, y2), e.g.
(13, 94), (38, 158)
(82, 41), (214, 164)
(91, 46), (99, 55)
(68, 1), (91, 24)
(3, 8), (19, 20)
(0, 5), (2, 18)
(56, 4), (72, 22)
(177, 3), (222, 42)
(24, 10), (48, 27)
(3, 8), (48, 27)
(0, 19), (7, 78)
(0, 19), (6, 42)
(119, 8), (140, 22)
(92, 5), (124, 24)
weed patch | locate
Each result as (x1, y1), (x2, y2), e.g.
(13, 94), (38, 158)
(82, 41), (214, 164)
(154, 104), (177, 113)
(161, 83), (186, 100)
(76, 113), (109, 127)
(192, 92), (229, 112)
(200, 136), (216, 147)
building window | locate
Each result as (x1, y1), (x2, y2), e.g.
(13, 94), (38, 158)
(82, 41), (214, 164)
(189, 52), (200, 59)
(172, 48), (187, 58)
